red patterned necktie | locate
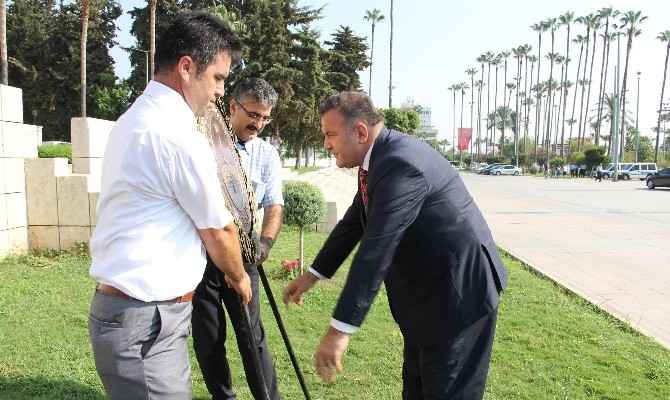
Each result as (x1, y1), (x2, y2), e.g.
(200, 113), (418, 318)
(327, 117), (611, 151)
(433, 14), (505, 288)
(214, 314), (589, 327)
(358, 167), (369, 208)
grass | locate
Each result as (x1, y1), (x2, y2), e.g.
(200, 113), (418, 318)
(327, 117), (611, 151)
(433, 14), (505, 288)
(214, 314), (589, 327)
(290, 166), (322, 175)
(1, 228), (669, 399)
(38, 143), (72, 163)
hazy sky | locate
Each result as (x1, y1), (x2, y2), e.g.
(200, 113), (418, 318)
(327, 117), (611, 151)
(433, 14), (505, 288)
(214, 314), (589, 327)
(112, 0), (670, 142)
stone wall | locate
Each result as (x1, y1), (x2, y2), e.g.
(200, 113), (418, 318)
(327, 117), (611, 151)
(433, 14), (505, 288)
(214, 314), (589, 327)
(0, 85), (42, 256)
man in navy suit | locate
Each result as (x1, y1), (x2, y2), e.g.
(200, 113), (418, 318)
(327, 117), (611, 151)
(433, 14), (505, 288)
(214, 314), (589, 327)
(283, 92), (507, 399)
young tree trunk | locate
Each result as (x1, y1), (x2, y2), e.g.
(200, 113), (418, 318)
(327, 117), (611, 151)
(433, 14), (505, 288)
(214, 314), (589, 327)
(0, 0), (7, 85)
(298, 226), (305, 274)
(80, 0), (89, 117)
(149, 0), (156, 79)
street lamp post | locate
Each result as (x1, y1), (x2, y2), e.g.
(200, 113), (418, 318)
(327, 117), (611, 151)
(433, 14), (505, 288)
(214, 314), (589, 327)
(121, 46), (149, 85)
(635, 71), (641, 162)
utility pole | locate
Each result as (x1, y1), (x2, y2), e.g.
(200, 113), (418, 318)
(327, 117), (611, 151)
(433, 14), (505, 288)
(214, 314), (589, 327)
(635, 71), (641, 162)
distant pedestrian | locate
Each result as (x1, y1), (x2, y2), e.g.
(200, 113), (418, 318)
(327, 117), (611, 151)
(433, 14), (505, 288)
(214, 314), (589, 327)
(595, 165), (603, 182)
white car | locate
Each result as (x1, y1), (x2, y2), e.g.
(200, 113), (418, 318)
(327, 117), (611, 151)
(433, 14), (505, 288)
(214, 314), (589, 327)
(490, 165), (522, 176)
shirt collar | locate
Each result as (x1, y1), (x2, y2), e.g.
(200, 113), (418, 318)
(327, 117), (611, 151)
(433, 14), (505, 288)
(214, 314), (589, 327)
(142, 80), (196, 122)
(362, 141), (374, 172)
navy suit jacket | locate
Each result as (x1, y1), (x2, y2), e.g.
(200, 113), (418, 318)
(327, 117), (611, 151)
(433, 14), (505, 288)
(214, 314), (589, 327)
(311, 129), (507, 345)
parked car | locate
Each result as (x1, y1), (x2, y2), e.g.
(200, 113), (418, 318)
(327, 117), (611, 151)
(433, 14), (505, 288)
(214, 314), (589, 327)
(645, 168), (670, 189)
(619, 163), (658, 181)
(478, 163), (504, 175)
(490, 165), (522, 176)
(595, 163), (633, 179)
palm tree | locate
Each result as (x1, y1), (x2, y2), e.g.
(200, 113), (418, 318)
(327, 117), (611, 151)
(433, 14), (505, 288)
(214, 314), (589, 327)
(559, 11), (575, 157)
(582, 14), (601, 144)
(492, 54), (502, 155)
(0, 0), (7, 84)
(592, 93), (634, 150)
(544, 18), (558, 161)
(595, 7), (619, 144)
(483, 51), (495, 154)
(364, 9), (384, 97)
(655, 31), (670, 163)
(448, 84), (457, 160)
(512, 46), (526, 164)
(500, 50), (511, 108)
(577, 15), (593, 150)
(148, 0), (157, 79)
(466, 67), (478, 155)
(570, 33), (586, 147)
(80, 0), (89, 116)
(388, 0), (394, 107)
(554, 56), (566, 149)
(618, 11), (647, 157)
(525, 53), (536, 154)
(474, 79), (485, 160)
(532, 21), (549, 161)
(458, 82), (470, 162)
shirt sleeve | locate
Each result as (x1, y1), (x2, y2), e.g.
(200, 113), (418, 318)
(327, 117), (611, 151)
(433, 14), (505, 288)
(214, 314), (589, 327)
(170, 140), (233, 229)
(261, 146), (284, 208)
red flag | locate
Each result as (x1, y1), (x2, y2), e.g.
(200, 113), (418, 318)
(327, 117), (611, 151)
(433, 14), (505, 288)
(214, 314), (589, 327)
(458, 128), (472, 151)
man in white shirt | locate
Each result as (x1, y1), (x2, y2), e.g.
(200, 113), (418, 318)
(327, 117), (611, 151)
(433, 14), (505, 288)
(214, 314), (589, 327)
(88, 12), (251, 399)
(192, 78), (283, 399)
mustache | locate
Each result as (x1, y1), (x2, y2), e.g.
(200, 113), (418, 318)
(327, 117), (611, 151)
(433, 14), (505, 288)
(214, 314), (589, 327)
(246, 125), (259, 132)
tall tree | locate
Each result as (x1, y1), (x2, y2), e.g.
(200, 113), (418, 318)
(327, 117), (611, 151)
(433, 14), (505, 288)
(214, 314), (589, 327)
(474, 79), (484, 160)
(618, 11), (647, 158)
(492, 54), (501, 155)
(466, 67), (478, 155)
(655, 30), (670, 163)
(0, 0), (7, 84)
(543, 18), (557, 161)
(458, 81), (469, 162)
(569, 33), (586, 147)
(388, 0), (393, 107)
(531, 21), (548, 161)
(148, 0), (156, 79)
(559, 11), (574, 157)
(80, 0), (89, 116)
(363, 8), (383, 97)
(595, 7), (618, 145)
(577, 15), (593, 150)
(582, 14), (601, 144)
(324, 25), (369, 91)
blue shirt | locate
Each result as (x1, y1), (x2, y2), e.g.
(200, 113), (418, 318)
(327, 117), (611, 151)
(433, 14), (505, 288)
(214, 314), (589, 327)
(236, 137), (284, 208)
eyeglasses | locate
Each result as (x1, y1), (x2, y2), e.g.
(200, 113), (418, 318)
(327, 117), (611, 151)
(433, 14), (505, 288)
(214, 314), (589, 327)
(234, 98), (273, 124)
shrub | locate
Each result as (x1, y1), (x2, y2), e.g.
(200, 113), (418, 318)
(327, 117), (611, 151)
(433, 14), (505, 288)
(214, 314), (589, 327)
(282, 180), (326, 273)
(38, 143), (72, 163)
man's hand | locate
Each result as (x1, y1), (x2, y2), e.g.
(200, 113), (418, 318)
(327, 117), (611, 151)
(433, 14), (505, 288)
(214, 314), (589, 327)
(314, 326), (351, 383)
(282, 272), (318, 305)
(225, 271), (252, 304)
(255, 236), (274, 265)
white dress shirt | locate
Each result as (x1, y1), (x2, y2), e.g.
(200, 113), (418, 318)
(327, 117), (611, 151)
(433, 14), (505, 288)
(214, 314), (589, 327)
(310, 142), (375, 334)
(90, 81), (233, 302)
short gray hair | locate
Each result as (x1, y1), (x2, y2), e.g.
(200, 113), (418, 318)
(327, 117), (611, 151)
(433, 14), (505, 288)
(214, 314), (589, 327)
(319, 91), (383, 127)
(231, 78), (278, 107)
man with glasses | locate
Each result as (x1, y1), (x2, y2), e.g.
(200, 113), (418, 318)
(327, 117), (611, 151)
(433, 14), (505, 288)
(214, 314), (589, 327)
(192, 78), (283, 400)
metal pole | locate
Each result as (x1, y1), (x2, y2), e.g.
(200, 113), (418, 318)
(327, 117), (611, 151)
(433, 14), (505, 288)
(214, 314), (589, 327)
(257, 265), (312, 400)
(635, 71), (640, 162)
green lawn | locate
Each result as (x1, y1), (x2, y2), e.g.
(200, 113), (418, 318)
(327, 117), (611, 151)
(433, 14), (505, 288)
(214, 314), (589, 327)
(1, 228), (669, 399)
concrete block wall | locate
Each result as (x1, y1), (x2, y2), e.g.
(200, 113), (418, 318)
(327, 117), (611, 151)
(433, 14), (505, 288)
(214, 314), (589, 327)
(24, 117), (112, 251)
(0, 85), (42, 256)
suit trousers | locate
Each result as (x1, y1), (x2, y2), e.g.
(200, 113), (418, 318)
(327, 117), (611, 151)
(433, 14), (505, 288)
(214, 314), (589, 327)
(88, 290), (193, 400)
(191, 258), (280, 400)
(401, 308), (498, 400)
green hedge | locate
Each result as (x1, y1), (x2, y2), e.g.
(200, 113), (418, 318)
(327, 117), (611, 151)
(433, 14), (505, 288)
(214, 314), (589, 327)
(38, 143), (72, 163)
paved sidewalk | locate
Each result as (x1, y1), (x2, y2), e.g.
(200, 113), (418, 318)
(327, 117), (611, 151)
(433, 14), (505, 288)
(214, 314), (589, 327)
(462, 173), (670, 349)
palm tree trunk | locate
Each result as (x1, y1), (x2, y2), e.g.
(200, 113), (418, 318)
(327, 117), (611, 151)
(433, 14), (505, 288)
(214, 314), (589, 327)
(80, 0), (89, 117)
(388, 0), (393, 108)
(619, 34), (633, 159)
(601, 37), (613, 149)
(570, 42), (585, 149)
(0, 0), (7, 85)
(561, 25), (571, 157)
(478, 64), (485, 161)
(452, 90), (456, 161)
(578, 28), (591, 150)
(546, 34), (556, 161)
(368, 23), (375, 96)
(493, 65), (499, 156)
(486, 62), (491, 155)
(595, 19), (610, 145)
(535, 33), (543, 162)
(525, 57), (533, 157)
(583, 29), (598, 144)
(515, 57), (522, 164)
(149, 0), (157, 79)
(470, 74), (475, 157)
(655, 41), (669, 162)
(460, 89), (465, 163)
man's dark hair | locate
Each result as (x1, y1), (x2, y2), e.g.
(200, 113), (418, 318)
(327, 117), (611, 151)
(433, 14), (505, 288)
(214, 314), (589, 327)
(155, 11), (243, 74)
(319, 91), (383, 127)
(231, 78), (278, 108)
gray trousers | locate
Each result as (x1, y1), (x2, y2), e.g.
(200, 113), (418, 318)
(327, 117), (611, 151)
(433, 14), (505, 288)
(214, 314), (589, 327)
(88, 290), (193, 400)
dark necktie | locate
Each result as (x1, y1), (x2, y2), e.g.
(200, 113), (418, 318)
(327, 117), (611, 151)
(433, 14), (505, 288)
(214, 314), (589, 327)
(358, 167), (369, 208)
